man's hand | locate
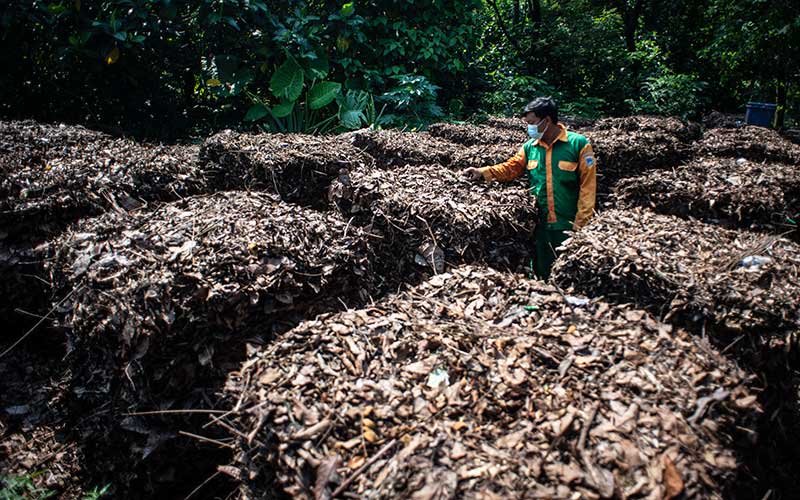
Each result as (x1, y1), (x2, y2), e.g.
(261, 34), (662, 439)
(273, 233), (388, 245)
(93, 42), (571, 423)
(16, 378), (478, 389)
(462, 167), (484, 181)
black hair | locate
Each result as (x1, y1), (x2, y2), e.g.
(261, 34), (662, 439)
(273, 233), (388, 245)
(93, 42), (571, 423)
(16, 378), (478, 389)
(521, 96), (558, 124)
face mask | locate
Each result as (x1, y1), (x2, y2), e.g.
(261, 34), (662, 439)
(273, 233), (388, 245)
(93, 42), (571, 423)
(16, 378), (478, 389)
(527, 120), (548, 140)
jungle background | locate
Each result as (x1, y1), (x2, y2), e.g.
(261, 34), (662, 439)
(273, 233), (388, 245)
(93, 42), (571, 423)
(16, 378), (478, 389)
(1, 0), (798, 139)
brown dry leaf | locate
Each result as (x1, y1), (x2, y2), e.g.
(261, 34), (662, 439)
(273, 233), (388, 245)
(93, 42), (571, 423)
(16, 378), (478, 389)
(347, 455), (365, 469)
(363, 428), (379, 443)
(662, 455), (684, 500)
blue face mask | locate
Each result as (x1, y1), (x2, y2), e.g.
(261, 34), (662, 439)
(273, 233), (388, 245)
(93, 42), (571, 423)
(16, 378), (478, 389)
(527, 121), (548, 140)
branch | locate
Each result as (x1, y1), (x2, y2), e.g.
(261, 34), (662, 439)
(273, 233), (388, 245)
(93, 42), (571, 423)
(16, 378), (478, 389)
(486, 0), (524, 55)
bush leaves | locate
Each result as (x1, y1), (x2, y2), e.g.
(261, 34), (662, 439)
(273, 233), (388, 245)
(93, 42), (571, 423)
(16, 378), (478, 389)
(270, 56), (304, 103)
(308, 81), (342, 110)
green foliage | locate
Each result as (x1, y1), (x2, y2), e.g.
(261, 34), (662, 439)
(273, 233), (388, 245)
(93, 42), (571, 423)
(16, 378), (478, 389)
(480, 75), (557, 117)
(561, 97), (608, 120)
(378, 75), (443, 129)
(0, 0), (796, 134)
(1, 475), (55, 500)
(270, 56), (305, 103)
(0, 475), (109, 500)
(628, 71), (708, 120)
(82, 484), (110, 500)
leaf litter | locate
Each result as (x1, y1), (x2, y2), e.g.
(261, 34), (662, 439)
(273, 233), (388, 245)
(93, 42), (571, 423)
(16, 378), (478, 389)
(220, 265), (759, 500)
(2, 117), (800, 498)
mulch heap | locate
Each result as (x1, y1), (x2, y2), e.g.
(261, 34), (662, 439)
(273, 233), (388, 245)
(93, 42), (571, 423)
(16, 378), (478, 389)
(694, 126), (800, 164)
(329, 164), (535, 283)
(427, 122), (527, 146)
(199, 130), (374, 208)
(702, 112), (744, 130)
(611, 157), (800, 234)
(583, 116), (700, 187)
(0, 120), (203, 244)
(49, 191), (376, 418)
(0, 241), (51, 333)
(220, 265), (759, 500)
(344, 129), (517, 169)
(551, 208), (800, 342)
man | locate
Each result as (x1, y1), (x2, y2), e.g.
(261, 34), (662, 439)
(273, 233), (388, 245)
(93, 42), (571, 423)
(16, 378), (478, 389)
(463, 97), (596, 280)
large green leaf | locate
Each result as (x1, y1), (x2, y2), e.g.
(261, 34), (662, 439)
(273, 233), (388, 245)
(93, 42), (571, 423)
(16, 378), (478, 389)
(271, 101), (295, 118)
(270, 56), (304, 103)
(303, 51), (330, 80)
(339, 109), (365, 129)
(244, 104), (269, 122)
(337, 90), (369, 129)
(308, 81), (341, 110)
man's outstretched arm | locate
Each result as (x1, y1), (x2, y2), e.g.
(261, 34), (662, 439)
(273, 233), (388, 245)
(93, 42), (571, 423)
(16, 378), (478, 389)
(463, 147), (526, 182)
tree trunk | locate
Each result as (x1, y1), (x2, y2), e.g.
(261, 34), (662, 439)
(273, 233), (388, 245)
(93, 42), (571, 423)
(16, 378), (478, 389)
(513, 0), (520, 26)
(622, 0), (645, 52)
(486, 0), (523, 55)
(528, 0), (541, 24)
(775, 80), (787, 129)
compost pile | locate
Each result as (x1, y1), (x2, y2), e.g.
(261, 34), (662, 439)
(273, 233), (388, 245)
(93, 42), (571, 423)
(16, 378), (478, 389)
(702, 112), (744, 130)
(590, 116), (702, 143)
(345, 129), (516, 169)
(199, 130), (374, 207)
(0, 241), (51, 332)
(427, 122), (526, 146)
(330, 164), (535, 282)
(551, 208), (800, 337)
(0, 121), (202, 243)
(49, 191), (375, 416)
(694, 126), (800, 164)
(583, 116), (698, 186)
(221, 265), (759, 500)
(612, 157), (800, 233)
(0, 343), (80, 495)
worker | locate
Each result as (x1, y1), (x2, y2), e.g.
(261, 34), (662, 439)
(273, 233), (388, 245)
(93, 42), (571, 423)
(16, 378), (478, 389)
(463, 97), (596, 280)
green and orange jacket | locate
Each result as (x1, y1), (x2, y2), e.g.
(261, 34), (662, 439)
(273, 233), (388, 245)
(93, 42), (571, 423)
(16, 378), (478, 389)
(478, 123), (596, 230)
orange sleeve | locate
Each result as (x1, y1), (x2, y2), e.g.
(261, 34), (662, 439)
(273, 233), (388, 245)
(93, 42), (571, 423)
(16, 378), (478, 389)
(477, 147), (526, 182)
(573, 143), (597, 230)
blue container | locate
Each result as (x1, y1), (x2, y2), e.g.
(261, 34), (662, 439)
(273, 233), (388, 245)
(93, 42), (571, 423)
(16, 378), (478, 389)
(745, 102), (777, 127)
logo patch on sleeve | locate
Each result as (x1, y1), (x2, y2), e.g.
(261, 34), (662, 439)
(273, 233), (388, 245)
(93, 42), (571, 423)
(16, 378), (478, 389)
(585, 156), (595, 167)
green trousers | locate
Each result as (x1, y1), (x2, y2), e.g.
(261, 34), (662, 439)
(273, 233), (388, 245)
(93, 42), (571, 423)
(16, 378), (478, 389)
(534, 226), (571, 281)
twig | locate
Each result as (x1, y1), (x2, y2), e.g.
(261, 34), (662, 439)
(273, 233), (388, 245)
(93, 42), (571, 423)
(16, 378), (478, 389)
(577, 401), (600, 452)
(331, 439), (398, 498)
(183, 470), (222, 500)
(0, 285), (82, 359)
(123, 409), (228, 416)
(179, 430), (234, 449)
(415, 215), (440, 275)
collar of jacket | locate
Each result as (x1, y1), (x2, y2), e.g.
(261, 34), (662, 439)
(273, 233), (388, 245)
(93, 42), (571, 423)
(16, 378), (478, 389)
(533, 123), (569, 148)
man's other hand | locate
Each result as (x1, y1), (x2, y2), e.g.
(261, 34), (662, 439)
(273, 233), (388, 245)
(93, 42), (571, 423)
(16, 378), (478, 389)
(462, 167), (484, 181)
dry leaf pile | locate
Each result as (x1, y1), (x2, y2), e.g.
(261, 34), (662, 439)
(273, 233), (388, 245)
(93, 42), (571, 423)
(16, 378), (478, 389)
(483, 116), (527, 132)
(329, 164), (535, 282)
(551, 208), (800, 337)
(590, 116), (702, 143)
(702, 112), (744, 130)
(199, 130), (373, 207)
(481, 116), (595, 133)
(221, 265), (759, 500)
(584, 117), (697, 187)
(427, 122), (527, 146)
(0, 241), (51, 333)
(0, 344), (81, 496)
(694, 127), (800, 164)
(612, 157), (800, 234)
(0, 121), (202, 243)
(48, 191), (375, 416)
(344, 129), (517, 169)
